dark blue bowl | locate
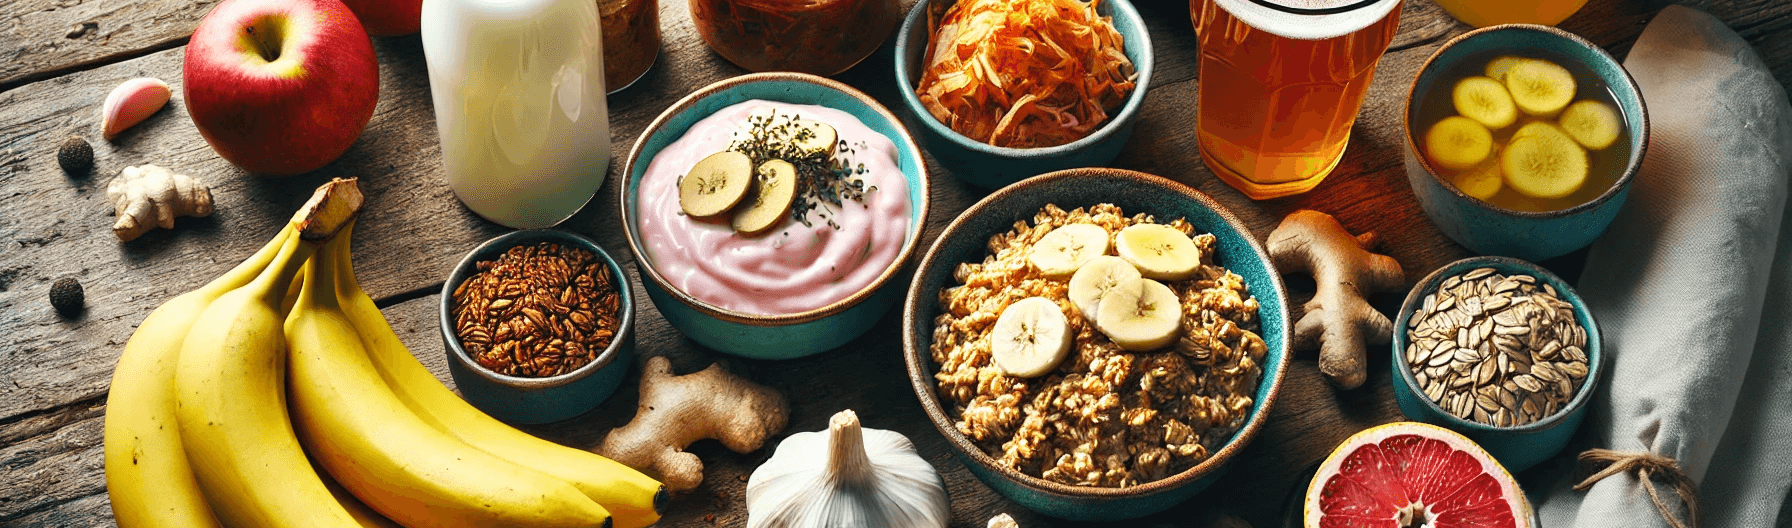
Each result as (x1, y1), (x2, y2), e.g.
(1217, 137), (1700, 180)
(902, 168), (1289, 520)
(440, 229), (635, 424)
(1390, 256), (1604, 473)
(1404, 24), (1648, 261)
(892, 0), (1153, 189)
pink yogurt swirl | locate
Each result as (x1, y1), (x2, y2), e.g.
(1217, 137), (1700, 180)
(638, 100), (912, 316)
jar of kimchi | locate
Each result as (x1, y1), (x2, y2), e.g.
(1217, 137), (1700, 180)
(689, 0), (899, 75)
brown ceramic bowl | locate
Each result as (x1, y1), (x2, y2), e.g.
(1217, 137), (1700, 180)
(901, 168), (1290, 520)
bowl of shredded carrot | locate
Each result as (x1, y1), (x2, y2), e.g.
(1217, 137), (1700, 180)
(894, 0), (1152, 189)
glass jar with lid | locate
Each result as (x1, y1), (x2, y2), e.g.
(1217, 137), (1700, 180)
(600, 0), (659, 92)
(689, 0), (900, 75)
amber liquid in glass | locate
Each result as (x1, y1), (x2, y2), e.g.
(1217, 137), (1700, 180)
(1190, 0), (1401, 199)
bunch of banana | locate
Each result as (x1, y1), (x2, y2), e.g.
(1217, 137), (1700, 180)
(103, 176), (666, 528)
(285, 227), (615, 527)
(104, 177), (364, 528)
(324, 224), (667, 528)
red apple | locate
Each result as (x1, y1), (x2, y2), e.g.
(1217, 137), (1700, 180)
(339, 0), (422, 36)
(184, 0), (379, 177)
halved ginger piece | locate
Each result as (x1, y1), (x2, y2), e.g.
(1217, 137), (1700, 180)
(1484, 55), (1528, 82)
(680, 151), (753, 218)
(1501, 125), (1588, 199)
(1453, 76), (1518, 130)
(1557, 100), (1622, 150)
(1425, 116), (1494, 171)
(1505, 59), (1577, 116)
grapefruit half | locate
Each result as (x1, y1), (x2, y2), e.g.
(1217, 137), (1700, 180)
(1305, 422), (1531, 528)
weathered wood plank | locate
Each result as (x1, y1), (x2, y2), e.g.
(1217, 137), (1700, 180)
(0, 0), (215, 90)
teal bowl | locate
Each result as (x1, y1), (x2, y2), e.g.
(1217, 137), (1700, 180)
(440, 229), (635, 424)
(619, 73), (931, 360)
(902, 168), (1289, 520)
(1390, 256), (1604, 473)
(891, 0), (1153, 189)
(1404, 24), (1648, 261)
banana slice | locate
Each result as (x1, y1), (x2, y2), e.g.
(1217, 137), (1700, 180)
(1068, 255), (1143, 321)
(745, 108), (838, 157)
(1115, 224), (1201, 281)
(680, 150), (754, 218)
(1453, 154), (1504, 201)
(1511, 119), (1562, 142)
(1453, 76), (1518, 130)
(1501, 124), (1588, 199)
(1094, 278), (1183, 352)
(989, 296), (1073, 378)
(1029, 223), (1110, 279)
(1557, 100), (1622, 150)
(1505, 59), (1576, 116)
(791, 119), (839, 158)
(1425, 116), (1494, 171)
(732, 159), (799, 236)
(1485, 55), (1529, 82)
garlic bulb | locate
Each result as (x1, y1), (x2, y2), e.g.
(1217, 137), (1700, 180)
(746, 409), (950, 528)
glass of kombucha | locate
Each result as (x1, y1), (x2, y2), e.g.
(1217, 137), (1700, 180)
(1190, 0), (1402, 199)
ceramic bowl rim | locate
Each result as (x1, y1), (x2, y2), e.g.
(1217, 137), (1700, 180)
(1390, 255), (1605, 434)
(619, 72), (932, 326)
(891, 0), (1155, 159)
(439, 229), (635, 389)
(902, 167), (1291, 499)
(1402, 23), (1649, 219)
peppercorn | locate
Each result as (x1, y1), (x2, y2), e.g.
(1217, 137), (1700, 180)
(58, 135), (94, 175)
(50, 277), (84, 317)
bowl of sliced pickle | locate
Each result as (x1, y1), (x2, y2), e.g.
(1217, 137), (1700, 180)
(1403, 24), (1648, 261)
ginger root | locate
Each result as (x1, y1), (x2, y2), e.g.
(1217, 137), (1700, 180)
(107, 164), (213, 242)
(1267, 210), (1404, 390)
(597, 356), (788, 493)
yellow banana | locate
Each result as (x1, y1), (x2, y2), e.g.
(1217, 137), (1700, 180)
(103, 224), (294, 528)
(285, 230), (615, 528)
(315, 458), (405, 528)
(173, 179), (363, 528)
(329, 225), (668, 528)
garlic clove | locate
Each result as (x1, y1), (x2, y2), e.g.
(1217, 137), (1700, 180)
(101, 77), (172, 140)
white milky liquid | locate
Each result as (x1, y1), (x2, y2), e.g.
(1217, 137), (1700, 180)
(423, 0), (610, 228)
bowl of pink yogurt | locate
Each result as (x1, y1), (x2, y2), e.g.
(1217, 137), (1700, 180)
(619, 72), (931, 359)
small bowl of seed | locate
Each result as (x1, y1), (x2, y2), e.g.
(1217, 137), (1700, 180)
(1391, 256), (1603, 473)
(440, 229), (635, 424)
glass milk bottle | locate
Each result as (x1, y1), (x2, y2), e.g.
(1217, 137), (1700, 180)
(422, 0), (609, 228)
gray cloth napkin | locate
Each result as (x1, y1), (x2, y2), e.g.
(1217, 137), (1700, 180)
(1528, 5), (1792, 528)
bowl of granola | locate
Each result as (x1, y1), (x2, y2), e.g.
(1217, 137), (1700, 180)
(901, 168), (1290, 520)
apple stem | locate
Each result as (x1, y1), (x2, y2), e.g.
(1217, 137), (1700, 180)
(244, 18), (284, 62)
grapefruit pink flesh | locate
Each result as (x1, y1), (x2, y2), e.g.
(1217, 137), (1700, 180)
(1307, 423), (1527, 528)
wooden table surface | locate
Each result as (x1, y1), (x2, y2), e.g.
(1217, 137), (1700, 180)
(2, 0), (1788, 526)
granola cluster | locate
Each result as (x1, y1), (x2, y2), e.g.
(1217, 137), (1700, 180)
(930, 203), (1265, 487)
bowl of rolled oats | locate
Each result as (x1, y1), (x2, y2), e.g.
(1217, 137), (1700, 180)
(1391, 255), (1604, 473)
(440, 229), (636, 424)
(901, 168), (1290, 520)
